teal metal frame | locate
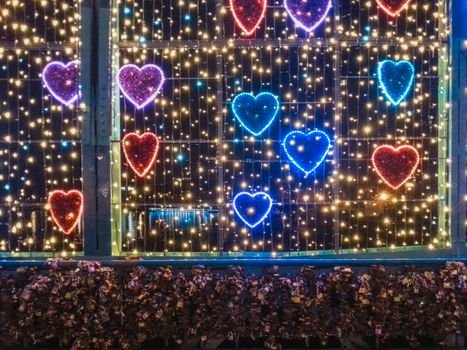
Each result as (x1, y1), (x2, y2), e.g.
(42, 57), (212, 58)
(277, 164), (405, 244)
(449, 0), (467, 254)
(1, 257), (466, 268)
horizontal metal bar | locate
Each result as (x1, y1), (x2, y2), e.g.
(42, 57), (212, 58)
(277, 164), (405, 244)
(200, 158), (446, 162)
(0, 203), (47, 208)
(0, 79), (43, 81)
(0, 43), (76, 50)
(221, 101), (335, 105)
(1, 257), (465, 268)
(117, 203), (218, 207)
(118, 198), (447, 207)
(0, 77), (218, 81)
(112, 137), (447, 143)
(0, 195), (448, 208)
(341, 75), (440, 79)
(0, 140), (80, 144)
(119, 38), (445, 50)
(119, 39), (319, 49)
(0, 137), (447, 145)
(222, 138), (448, 142)
(111, 139), (217, 144)
(0, 75), (442, 83)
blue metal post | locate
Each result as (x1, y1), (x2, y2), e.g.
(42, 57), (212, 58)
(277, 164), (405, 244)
(80, 0), (113, 256)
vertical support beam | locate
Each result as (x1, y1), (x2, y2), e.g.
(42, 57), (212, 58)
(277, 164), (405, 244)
(80, 0), (99, 256)
(215, 0), (225, 255)
(110, 0), (122, 256)
(332, 0), (341, 251)
(437, 44), (448, 246)
(80, 0), (113, 256)
(94, 0), (113, 256)
(437, 0), (449, 247)
(449, 0), (467, 255)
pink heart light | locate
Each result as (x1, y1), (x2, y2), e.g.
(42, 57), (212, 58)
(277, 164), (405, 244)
(42, 60), (80, 106)
(117, 64), (165, 109)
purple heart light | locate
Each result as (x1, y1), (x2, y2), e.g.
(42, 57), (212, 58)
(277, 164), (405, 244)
(42, 60), (80, 106)
(117, 64), (165, 109)
(284, 0), (332, 32)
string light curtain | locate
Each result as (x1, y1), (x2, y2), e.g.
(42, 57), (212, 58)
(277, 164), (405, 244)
(0, 0), (82, 256)
(115, 0), (449, 256)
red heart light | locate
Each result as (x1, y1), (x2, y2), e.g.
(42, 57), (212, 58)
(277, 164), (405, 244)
(371, 145), (420, 190)
(230, 0), (267, 36)
(48, 190), (83, 235)
(122, 132), (160, 177)
(375, 0), (412, 16)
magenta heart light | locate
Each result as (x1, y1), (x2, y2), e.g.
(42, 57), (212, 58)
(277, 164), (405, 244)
(284, 0), (332, 32)
(117, 64), (165, 109)
(42, 60), (80, 106)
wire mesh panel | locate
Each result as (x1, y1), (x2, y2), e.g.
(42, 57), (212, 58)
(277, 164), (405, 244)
(0, 0), (82, 256)
(222, 45), (336, 253)
(117, 45), (221, 254)
(337, 44), (446, 249)
(114, 0), (449, 256)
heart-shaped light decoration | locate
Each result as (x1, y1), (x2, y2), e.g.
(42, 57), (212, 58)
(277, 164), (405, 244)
(284, 0), (332, 32)
(48, 190), (83, 235)
(231, 92), (280, 136)
(122, 132), (160, 177)
(375, 0), (412, 16)
(42, 60), (80, 106)
(233, 192), (273, 228)
(282, 129), (331, 175)
(230, 0), (267, 35)
(117, 64), (165, 109)
(371, 145), (419, 190)
(377, 59), (415, 106)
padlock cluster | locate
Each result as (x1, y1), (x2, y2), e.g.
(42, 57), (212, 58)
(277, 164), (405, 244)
(0, 261), (466, 349)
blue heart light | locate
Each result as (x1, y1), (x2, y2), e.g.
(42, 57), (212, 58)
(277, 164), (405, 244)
(282, 129), (331, 175)
(377, 59), (415, 106)
(233, 192), (273, 228)
(231, 92), (280, 136)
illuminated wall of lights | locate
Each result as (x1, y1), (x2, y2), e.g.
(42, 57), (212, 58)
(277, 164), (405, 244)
(116, 0), (450, 255)
(0, 0), (82, 255)
(0, 0), (450, 256)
